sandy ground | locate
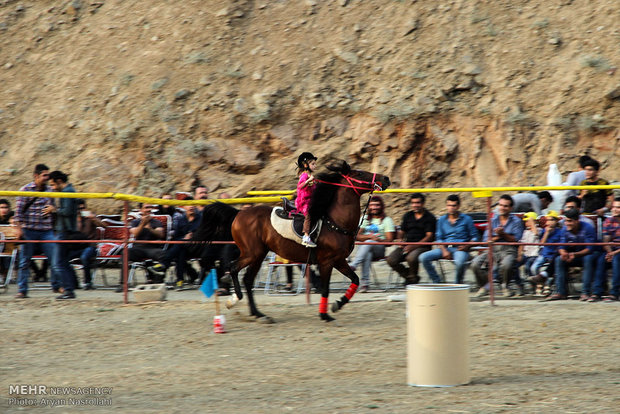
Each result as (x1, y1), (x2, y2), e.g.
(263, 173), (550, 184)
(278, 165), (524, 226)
(1, 262), (619, 414)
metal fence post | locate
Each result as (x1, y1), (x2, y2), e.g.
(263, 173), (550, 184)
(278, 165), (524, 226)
(486, 196), (495, 305)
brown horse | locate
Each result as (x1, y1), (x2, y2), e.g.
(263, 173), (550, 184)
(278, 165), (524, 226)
(194, 160), (390, 322)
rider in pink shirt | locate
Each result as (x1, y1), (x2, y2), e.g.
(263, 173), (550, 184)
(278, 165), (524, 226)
(295, 152), (318, 247)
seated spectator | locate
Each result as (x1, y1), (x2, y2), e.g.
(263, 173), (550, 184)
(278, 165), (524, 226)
(116, 203), (165, 291)
(0, 214), (19, 284)
(0, 199), (15, 283)
(562, 195), (596, 231)
(547, 209), (600, 301)
(386, 193), (436, 285)
(528, 211), (563, 296)
(508, 191), (553, 215)
(419, 194), (479, 284)
(578, 159), (613, 216)
(194, 185), (209, 214)
(595, 197), (620, 302)
(67, 200), (109, 290)
(158, 193), (178, 217)
(472, 194), (524, 297)
(0, 199), (13, 224)
(349, 196), (395, 292)
(517, 212), (542, 288)
(149, 195), (202, 289)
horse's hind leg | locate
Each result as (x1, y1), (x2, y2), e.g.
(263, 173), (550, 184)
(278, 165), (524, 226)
(229, 260), (244, 301)
(331, 258), (360, 313)
(317, 264), (335, 322)
(243, 260), (274, 323)
(225, 260), (244, 309)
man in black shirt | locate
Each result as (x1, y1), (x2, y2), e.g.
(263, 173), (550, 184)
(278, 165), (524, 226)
(116, 203), (165, 291)
(387, 193), (437, 285)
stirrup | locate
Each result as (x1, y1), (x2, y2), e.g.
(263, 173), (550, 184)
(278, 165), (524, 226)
(302, 236), (316, 248)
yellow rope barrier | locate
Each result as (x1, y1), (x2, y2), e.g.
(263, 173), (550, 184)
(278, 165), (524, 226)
(1, 184), (616, 205)
(0, 191), (291, 206)
(248, 185), (620, 196)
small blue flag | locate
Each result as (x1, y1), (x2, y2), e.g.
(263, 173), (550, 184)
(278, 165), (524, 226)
(200, 269), (219, 298)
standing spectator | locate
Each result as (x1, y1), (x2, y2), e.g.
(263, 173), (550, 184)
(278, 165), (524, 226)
(386, 193), (436, 285)
(547, 209), (600, 301)
(13, 164), (63, 298)
(596, 197), (620, 302)
(349, 196), (395, 292)
(419, 194), (479, 284)
(578, 159), (613, 215)
(48, 170), (79, 300)
(563, 155), (592, 197)
(472, 194), (524, 297)
(509, 191), (553, 215)
(528, 211), (563, 296)
(517, 212), (542, 284)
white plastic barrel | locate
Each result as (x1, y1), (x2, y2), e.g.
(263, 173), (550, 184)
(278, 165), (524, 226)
(406, 284), (470, 387)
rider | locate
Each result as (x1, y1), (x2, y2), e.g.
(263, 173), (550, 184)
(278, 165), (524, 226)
(296, 152), (318, 248)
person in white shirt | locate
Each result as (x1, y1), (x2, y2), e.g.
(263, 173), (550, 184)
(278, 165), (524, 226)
(349, 196), (395, 292)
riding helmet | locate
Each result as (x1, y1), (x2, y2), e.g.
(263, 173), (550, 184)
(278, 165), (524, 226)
(297, 152), (317, 169)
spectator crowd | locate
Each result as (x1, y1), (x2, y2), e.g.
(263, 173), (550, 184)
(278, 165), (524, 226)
(0, 155), (618, 303)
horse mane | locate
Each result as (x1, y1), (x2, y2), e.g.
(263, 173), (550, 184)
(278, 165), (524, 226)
(308, 160), (351, 222)
(192, 202), (239, 242)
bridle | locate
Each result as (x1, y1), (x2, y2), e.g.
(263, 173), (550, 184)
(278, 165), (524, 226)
(314, 172), (384, 240)
(314, 172), (383, 196)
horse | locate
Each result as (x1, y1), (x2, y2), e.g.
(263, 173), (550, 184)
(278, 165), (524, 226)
(193, 160), (390, 322)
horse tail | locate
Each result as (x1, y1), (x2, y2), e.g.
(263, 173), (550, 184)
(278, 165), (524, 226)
(192, 202), (239, 242)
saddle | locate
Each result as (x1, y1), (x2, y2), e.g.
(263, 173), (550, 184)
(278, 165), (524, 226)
(271, 206), (321, 246)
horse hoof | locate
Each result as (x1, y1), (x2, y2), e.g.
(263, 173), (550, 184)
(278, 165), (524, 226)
(225, 295), (239, 309)
(257, 316), (275, 324)
(320, 313), (335, 322)
(331, 301), (341, 313)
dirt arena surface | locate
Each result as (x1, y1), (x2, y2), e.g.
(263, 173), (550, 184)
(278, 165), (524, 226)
(1, 280), (619, 414)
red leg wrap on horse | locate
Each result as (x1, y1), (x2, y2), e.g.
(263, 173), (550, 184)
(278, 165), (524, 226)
(319, 297), (328, 314)
(345, 283), (358, 300)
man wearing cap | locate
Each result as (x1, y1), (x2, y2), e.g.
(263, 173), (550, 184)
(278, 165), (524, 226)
(547, 208), (600, 301)
(595, 197), (620, 302)
(472, 194), (524, 297)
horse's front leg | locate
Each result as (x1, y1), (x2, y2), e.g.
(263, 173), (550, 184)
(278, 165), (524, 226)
(225, 261), (243, 309)
(331, 258), (360, 313)
(317, 264), (335, 322)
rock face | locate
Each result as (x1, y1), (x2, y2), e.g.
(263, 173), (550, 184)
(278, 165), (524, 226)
(0, 1), (618, 212)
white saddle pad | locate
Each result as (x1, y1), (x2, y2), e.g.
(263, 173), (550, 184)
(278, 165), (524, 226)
(270, 207), (322, 245)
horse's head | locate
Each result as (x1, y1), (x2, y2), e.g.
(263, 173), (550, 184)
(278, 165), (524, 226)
(326, 160), (391, 194)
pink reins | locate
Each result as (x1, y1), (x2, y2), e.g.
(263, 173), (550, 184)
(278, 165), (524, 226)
(314, 173), (381, 196)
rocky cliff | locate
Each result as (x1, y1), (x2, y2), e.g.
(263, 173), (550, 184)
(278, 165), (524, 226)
(1, 0), (618, 211)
